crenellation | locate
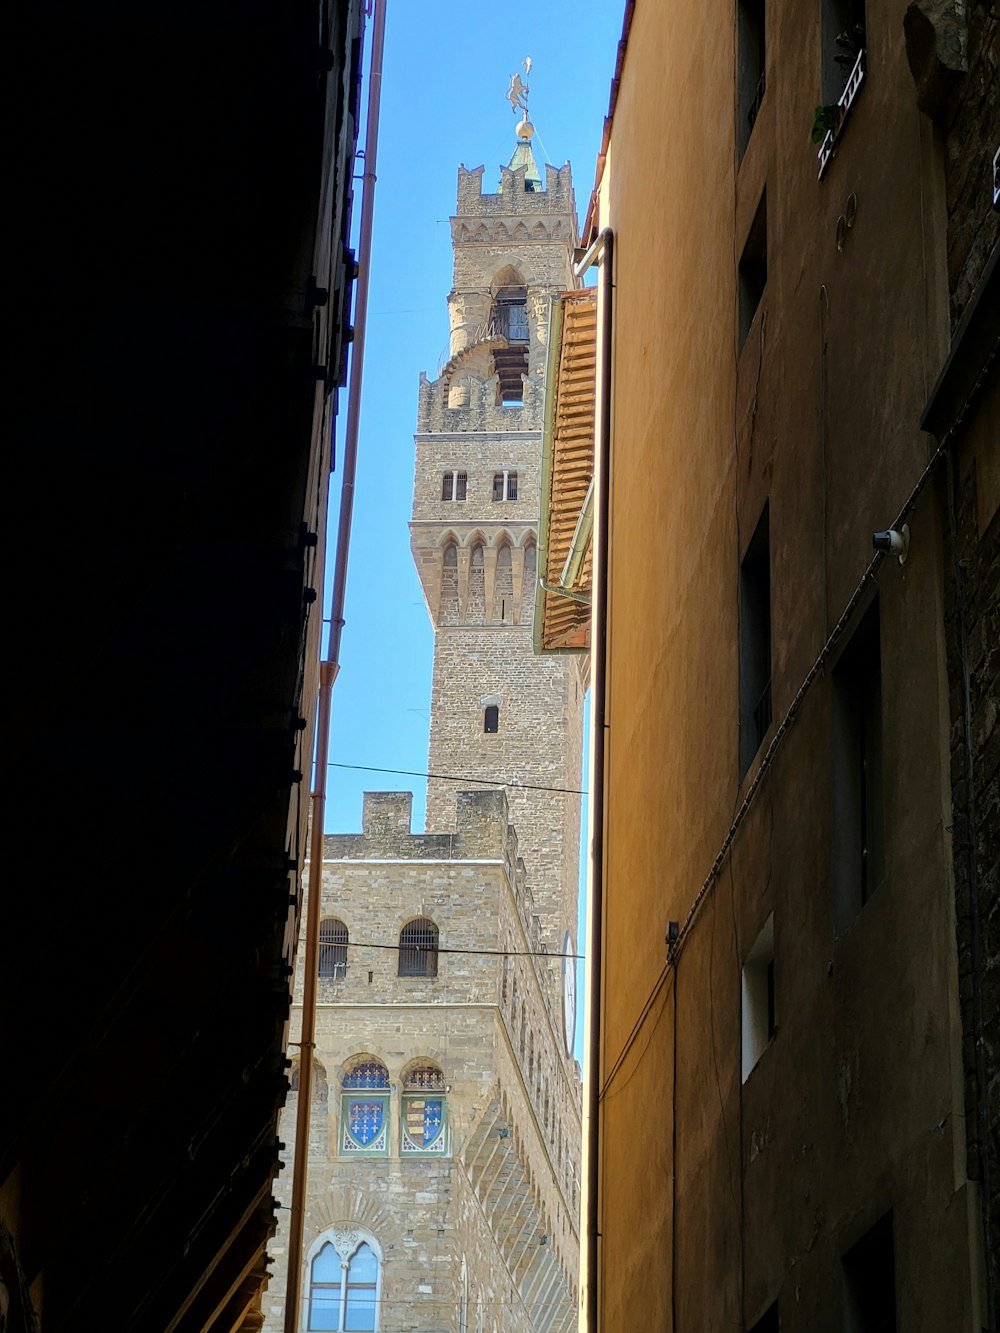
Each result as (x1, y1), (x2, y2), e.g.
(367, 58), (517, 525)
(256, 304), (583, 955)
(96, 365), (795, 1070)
(267, 118), (584, 1333)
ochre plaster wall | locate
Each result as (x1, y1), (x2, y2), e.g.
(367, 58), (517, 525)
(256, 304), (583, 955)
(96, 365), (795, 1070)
(591, 0), (983, 1328)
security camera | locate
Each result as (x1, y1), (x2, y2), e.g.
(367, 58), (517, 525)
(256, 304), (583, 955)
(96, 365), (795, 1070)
(872, 523), (909, 564)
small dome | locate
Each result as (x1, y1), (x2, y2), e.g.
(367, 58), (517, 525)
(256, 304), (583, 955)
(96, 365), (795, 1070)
(515, 118), (534, 140)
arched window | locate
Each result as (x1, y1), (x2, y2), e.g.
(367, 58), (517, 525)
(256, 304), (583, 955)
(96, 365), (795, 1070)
(401, 1062), (448, 1155)
(467, 543), (485, 622)
(484, 704), (499, 734)
(441, 543), (459, 624)
(289, 1058), (329, 1155)
(319, 918), (348, 978)
(523, 541), (537, 582)
(493, 545), (513, 623)
(398, 918), (439, 977)
(340, 1058), (389, 1156)
(308, 1231), (381, 1331)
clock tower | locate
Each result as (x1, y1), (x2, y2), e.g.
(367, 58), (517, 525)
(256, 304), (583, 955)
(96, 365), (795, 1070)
(265, 96), (587, 1333)
(409, 114), (586, 985)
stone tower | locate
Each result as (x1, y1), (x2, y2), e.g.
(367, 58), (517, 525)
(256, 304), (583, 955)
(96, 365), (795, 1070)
(264, 121), (585, 1333)
(410, 125), (586, 958)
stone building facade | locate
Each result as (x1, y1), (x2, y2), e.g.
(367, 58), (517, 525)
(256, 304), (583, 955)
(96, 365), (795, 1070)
(264, 124), (585, 1333)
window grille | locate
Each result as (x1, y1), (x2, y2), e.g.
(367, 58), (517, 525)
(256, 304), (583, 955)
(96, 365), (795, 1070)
(343, 1060), (389, 1089)
(442, 470), (468, 502)
(403, 1063), (445, 1091)
(318, 918), (348, 978)
(398, 918), (439, 977)
(739, 502), (771, 773)
(492, 470), (518, 501)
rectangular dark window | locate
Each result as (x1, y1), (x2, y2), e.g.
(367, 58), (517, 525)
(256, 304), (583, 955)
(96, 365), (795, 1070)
(738, 0), (766, 158)
(493, 472), (504, 502)
(832, 599), (884, 931)
(749, 1301), (779, 1333)
(842, 1212), (896, 1333)
(822, 0), (866, 103)
(442, 472), (453, 501)
(741, 913), (775, 1081)
(455, 470), (467, 500)
(739, 192), (768, 348)
(739, 503), (771, 775)
(507, 470), (518, 500)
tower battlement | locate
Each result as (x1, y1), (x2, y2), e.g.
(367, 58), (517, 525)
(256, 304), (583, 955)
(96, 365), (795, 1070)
(455, 160), (575, 217)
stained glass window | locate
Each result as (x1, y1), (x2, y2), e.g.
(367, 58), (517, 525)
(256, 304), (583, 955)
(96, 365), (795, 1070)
(342, 1060), (389, 1089)
(341, 1059), (389, 1155)
(401, 1062), (448, 1155)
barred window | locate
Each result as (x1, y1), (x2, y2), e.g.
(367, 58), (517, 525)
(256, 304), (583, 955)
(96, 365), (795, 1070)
(492, 470), (518, 502)
(318, 918), (348, 978)
(398, 918), (439, 977)
(340, 1058), (389, 1156)
(442, 470), (468, 501)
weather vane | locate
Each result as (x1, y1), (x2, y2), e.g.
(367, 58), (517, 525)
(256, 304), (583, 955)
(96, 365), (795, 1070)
(506, 57), (532, 122)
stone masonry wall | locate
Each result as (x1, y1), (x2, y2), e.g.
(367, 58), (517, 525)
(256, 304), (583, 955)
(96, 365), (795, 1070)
(424, 627), (584, 959)
(943, 2), (999, 325)
(942, 399), (999, 1316)
(264, 790), (581, 1332)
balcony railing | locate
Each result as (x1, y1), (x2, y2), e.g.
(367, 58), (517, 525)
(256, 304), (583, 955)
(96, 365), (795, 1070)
(817, 48), (866, 180)
(747, 70), (766, 132)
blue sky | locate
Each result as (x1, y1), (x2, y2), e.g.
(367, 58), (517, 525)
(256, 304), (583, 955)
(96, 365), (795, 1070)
(323, 4), (623, 1055)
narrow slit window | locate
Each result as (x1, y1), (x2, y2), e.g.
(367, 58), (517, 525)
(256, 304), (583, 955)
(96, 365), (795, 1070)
(832, 599), (885, 932)
(738, 0), (766, 158)
(739, 502), (772, 775)
(749, 1302), (779, 1333)
(741, 913), (775, 1081)
(842, 1211), (895, 1333)
(738, 192), (767, 348)
(484, 704), (499, 734)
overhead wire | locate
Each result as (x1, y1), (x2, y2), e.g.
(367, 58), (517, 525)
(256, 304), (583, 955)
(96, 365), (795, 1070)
(327, 759), (587, 796)
(328, 939), (584, 961)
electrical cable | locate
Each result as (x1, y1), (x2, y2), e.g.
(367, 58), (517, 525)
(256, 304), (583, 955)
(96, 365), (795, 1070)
(328, 759), (587, 796)
(328, 939), (584, 960)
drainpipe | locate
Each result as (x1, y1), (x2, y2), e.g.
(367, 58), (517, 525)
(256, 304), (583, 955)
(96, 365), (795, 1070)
(573, 227), (613, 1333)
(283, 1), (387, 1328)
